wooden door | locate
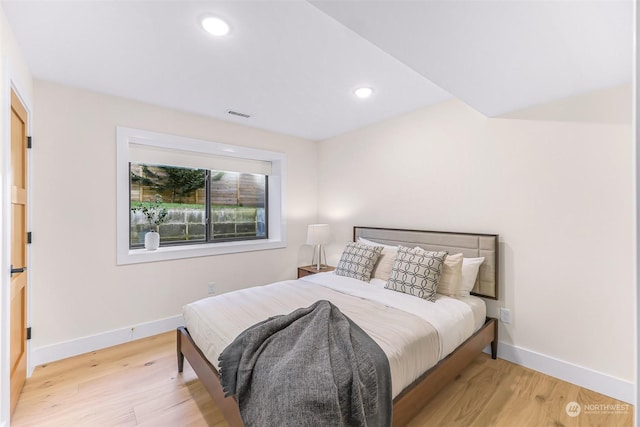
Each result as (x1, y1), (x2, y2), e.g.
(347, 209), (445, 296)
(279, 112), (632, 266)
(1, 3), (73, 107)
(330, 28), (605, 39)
(10, 89), (28, 416)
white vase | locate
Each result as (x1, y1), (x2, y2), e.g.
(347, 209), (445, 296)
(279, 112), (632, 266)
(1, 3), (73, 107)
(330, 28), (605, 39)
(144, 231), (160, 250)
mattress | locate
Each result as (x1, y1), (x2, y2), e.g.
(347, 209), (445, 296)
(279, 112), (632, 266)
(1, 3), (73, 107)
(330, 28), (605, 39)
(183, 272), (486, 398)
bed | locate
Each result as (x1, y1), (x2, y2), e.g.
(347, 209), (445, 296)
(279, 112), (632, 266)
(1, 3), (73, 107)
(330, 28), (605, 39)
(177, 226), (499, 426)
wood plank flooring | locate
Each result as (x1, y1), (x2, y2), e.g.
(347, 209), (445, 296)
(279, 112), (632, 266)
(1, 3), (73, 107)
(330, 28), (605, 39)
(12, 332), (634, 427)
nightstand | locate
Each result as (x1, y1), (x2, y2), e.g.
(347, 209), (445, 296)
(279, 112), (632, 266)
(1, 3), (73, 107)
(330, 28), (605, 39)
(297, 265), (335, 279)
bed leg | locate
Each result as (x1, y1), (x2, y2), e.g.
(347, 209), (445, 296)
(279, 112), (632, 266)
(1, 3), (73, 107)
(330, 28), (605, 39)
(177, 328), (185, 372)
(491, 318), (498, 360)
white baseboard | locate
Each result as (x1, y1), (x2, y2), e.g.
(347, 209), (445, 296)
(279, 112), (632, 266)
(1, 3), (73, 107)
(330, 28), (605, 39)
(485, 342), (634, 404)
(30, 315), (184, 372)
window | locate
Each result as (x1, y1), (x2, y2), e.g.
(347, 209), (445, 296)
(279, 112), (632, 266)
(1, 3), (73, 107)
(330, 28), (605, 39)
(129, 164), (267, 247)
(117, 127), (286, 265)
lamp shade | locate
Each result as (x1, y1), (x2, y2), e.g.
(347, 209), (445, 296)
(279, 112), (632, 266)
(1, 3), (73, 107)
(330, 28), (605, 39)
(306, 224), (330, 245)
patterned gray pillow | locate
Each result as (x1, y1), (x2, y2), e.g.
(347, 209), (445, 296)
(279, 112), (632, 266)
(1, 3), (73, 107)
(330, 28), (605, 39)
(385, 246), (448, 302)
(335, 242), (384, 282)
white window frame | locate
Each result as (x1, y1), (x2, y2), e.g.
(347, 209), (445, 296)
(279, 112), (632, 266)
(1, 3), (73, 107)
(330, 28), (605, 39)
(116, 127), (286, 265)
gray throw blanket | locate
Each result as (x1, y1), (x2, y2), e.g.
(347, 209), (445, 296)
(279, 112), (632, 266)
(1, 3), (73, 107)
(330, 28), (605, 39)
(219, 300), (392, 427)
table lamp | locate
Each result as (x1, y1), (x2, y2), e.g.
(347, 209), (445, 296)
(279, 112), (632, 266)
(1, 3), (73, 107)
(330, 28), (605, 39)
(306, 224), (330, 270)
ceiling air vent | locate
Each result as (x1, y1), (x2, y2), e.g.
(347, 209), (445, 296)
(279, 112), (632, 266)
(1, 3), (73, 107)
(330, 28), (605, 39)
(227, 110), (251, 119)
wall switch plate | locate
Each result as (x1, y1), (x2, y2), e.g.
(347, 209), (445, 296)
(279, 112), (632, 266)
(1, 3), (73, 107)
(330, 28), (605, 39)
(499, 308), (512, 324)
(207, 282), (216, 294)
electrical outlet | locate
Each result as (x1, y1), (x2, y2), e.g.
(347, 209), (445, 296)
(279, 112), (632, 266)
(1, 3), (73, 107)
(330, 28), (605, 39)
(207, 282), (216, 295)
(499, 308), (512, 324)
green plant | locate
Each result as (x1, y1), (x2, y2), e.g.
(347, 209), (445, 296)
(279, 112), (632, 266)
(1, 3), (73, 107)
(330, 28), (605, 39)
(131, 195), (168, 231)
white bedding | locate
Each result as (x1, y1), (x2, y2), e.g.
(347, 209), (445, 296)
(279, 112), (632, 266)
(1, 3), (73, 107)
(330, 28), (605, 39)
(369, 278), (486, 332)
(310, 273), (483, 358)
(183, 272), (485, 398)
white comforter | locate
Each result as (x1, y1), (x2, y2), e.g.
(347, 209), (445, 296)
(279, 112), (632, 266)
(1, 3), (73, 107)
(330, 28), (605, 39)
(183, 272), (483, 398)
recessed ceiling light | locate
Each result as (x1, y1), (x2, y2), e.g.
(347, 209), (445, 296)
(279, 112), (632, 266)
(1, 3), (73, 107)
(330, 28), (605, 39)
(202, 16), (230, 36)
(354, 87), (374, 99)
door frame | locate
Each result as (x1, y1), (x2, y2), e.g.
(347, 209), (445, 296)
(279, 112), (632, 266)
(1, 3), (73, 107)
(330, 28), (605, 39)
(0, 63), (32, 426)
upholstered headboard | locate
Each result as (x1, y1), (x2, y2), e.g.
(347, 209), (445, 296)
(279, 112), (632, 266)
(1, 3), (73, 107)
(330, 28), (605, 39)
(353, 226), (499, 300)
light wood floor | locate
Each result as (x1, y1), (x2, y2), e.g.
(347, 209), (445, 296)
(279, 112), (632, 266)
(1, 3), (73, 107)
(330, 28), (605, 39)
(12, 332), (634, 427)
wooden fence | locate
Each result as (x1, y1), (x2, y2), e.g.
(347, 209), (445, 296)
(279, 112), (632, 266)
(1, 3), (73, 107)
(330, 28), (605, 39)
(130, 167), (265, 207)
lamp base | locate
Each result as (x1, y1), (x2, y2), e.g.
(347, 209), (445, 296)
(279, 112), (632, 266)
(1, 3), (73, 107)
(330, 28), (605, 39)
(310, 244), (327, 270)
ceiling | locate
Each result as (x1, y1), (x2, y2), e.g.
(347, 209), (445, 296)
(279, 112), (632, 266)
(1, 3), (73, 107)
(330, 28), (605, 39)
(2, 0), (633, 141)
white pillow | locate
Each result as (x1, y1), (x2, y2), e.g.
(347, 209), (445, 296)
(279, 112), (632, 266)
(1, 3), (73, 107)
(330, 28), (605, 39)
(357, 237), (398, 282)
(460, 257), (485, 296)
(437, 253), (463, 296)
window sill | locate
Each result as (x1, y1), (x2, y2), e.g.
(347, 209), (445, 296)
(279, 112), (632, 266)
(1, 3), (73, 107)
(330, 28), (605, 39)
(117, 238), (286, 265)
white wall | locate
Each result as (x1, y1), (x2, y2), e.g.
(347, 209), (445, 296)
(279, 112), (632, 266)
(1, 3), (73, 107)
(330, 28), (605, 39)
(0, 5), (33, 425)
(30, 80), (318, 355)
(318, 85), (635, 399)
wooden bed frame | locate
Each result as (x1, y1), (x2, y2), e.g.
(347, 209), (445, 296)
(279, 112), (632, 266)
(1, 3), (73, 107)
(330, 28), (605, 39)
(177, 226), (500, 426)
